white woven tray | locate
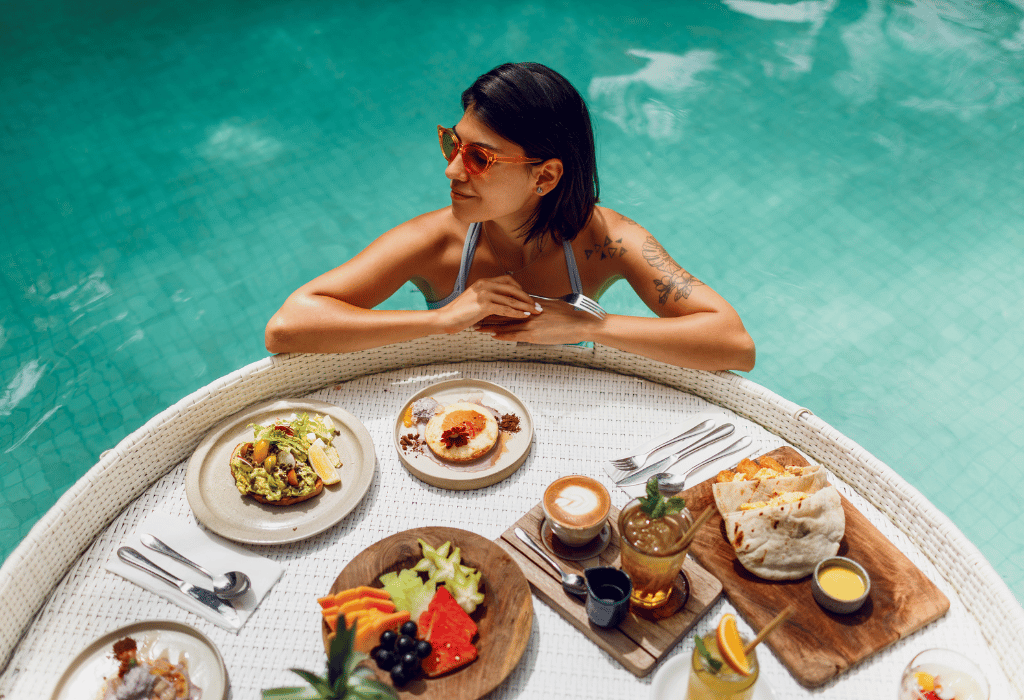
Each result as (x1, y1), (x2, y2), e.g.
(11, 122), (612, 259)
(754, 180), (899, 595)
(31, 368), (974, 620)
(1, 334), (1021, 699)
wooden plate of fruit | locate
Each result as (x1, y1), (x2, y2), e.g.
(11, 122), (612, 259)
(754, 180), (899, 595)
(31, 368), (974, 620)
(320, 527), (533, 700)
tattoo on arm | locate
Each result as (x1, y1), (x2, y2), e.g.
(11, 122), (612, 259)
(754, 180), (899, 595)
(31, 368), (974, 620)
(583, 235), (628, 261)
(641, 236), (704, 304)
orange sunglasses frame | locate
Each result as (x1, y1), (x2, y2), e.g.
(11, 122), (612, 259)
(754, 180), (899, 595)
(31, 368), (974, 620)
(438, 125), (543, 175)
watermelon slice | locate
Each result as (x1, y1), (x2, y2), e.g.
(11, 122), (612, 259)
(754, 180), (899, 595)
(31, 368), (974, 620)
(416, 586), (479, 677)
(423, 586), (477, 640)
(421, 638), (479, 678)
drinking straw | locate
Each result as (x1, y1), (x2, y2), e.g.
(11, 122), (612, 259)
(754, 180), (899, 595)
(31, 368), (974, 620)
(680, 506), (716, 549)
(743, 605), (795, 655)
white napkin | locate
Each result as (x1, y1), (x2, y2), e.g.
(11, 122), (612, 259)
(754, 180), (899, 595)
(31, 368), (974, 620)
(605, 412), (755, 499)
(107, 512), (284, 632)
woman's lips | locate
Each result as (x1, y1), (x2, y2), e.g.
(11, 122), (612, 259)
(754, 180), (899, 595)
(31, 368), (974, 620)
(450, 188), (473, 201)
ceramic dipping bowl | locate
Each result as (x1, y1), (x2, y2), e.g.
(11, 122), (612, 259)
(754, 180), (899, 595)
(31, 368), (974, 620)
(812, 556), (870, 614)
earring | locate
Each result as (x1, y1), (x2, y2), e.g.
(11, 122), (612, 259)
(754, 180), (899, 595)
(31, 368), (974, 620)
(536, 187), (543, 194)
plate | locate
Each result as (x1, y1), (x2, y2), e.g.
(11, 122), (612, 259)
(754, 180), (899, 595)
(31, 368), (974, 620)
(323, 527), (533, 700)
(649, 651), (775, 700)
(394, 379), (534, 490)
(185, 398), (376, 544)
(50, 620), (228, 700)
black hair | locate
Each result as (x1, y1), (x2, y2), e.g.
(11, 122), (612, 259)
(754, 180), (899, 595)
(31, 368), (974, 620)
(461, 62), (599, 244)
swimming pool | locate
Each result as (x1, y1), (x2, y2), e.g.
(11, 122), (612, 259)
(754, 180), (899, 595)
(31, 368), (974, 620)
(2, 0), (1022, 605)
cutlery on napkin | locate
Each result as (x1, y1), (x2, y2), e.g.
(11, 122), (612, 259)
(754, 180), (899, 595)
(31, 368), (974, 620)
(106, 512), (283, 632)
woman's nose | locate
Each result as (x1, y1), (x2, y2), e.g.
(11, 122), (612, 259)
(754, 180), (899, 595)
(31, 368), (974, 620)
(445, 152), (468, 180)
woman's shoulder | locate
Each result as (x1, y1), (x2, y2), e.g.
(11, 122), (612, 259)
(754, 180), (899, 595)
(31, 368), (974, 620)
(572, 206), (654, 259)
(375, 207), (469, 255)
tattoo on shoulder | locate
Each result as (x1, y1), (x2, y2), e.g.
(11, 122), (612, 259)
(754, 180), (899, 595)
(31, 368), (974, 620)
(583, 234), (628, 261)
(641, 236), (704, 304)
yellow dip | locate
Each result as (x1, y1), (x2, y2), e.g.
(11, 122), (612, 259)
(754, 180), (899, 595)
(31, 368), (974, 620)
(818, 565), (866, 600)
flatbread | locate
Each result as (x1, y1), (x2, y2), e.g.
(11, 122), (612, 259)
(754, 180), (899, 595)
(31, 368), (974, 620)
(714, 468), (845, 580)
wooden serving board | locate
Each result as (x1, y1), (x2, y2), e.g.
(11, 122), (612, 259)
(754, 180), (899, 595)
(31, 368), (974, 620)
(684, 448), (950, 688)
(496, 503), (723, 677)
(323, 527), (533, 700)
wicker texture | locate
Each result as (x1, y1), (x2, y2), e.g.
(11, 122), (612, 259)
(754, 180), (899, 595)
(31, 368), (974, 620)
(1, 334), (1021, 699)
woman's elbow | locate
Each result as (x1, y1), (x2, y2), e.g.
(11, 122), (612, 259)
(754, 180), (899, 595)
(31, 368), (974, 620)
(733, 334), (756, 372)
(265, 313), (294, 354)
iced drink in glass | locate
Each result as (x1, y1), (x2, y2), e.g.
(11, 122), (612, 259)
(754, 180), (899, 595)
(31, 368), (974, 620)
(686, 633), (759, 700)
(618, 499), (692, 609)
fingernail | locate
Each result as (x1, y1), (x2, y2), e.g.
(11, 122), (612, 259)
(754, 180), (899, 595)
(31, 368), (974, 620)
(534, 302), (543, 312)
(523, 310), (531, 316)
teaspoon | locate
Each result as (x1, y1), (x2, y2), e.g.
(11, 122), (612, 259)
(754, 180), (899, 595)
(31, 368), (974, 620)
(514, 527), (587, 597)
(141, 533), (251, 600)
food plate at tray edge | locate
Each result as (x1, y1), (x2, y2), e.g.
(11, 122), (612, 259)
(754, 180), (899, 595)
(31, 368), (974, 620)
(186, 398), (375, 544)
(50, 619), (228, 700)
(323, 526), (533, 700)
(393, 379), (534, 490)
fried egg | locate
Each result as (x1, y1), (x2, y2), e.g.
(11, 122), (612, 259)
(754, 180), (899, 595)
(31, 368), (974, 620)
(424, 401), (499, 462)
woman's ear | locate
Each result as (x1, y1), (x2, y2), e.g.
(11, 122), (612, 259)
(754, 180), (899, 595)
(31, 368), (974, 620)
(534, 159), (563, 195)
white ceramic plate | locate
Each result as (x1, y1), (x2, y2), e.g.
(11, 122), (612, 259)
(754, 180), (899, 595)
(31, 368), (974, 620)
(186, 398), (375, 544)
(649, 652), (775, 700)
(50, 620), (227, 700)
(394, 379), (534, 490)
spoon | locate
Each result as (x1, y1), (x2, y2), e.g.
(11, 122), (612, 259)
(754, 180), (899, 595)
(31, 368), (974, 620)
(654, 436), (753, 494)
(140, 533), (251, 600)
(514, 527), (587, 597)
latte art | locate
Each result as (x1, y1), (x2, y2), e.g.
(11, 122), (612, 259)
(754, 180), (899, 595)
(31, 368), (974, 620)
(543, 475), (610, 530)
(555, 485), (603, 516)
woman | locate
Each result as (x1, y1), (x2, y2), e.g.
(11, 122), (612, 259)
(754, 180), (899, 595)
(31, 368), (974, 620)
(266, 63), (755, 372)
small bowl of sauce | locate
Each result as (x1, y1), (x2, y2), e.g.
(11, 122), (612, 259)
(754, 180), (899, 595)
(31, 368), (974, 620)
(812, 556), (870, 614)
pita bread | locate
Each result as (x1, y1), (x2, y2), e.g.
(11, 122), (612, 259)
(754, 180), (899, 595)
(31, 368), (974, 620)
(713, 468), (845, 580)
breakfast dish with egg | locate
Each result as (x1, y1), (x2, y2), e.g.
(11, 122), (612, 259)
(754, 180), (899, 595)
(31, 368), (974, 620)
(229, 412), (341, 506)
(712, 450), (845, 580)
(394, 379), (534, 490)
(424, 401), (500, 462)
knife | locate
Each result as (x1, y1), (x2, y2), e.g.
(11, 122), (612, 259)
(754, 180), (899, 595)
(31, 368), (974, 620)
(118, 546), (240, 627)
(616, 423), (735, 486)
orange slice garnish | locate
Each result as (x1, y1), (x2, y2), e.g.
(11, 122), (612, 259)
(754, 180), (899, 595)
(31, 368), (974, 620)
(716, 614), (751, 676)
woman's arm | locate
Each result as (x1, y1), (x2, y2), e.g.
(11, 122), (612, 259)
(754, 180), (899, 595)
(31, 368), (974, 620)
(479, 210), (756, 372)
(265, 210), (539, 354)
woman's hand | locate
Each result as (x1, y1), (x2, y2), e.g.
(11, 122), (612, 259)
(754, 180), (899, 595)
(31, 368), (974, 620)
(438, 275), (543, 334)
(473, 298), (601, 345)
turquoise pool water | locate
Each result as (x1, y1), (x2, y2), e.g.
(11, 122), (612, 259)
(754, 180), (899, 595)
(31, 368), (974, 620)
(2, 0), (1022, 603)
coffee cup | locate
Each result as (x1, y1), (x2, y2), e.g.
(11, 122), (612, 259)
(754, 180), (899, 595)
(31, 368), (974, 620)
(542, 475), (611, 547)
(584, 566), (632, 628)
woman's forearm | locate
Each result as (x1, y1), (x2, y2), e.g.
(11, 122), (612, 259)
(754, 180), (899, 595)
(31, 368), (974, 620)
(265, 293), (451, 354)
(587, 312), (755, 372)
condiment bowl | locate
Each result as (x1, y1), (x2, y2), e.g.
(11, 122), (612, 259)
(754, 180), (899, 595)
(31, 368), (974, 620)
(812, 556), (870, 614)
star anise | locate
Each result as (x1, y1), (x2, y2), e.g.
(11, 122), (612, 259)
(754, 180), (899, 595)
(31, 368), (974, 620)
(441, 424), (470, 448)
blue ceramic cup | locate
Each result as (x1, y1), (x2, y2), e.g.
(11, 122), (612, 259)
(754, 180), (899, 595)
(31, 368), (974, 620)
(584, 566), (632, 628)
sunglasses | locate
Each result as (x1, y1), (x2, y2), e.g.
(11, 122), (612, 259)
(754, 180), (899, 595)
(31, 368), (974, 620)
(438, 125), (543, 176)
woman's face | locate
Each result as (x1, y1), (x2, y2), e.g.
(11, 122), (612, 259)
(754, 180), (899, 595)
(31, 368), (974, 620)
(445, 109), (541, 231)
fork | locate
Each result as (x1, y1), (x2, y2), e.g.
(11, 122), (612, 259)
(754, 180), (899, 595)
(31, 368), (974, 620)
(531, 293), (607, 320)
(609, 419), (716, 471)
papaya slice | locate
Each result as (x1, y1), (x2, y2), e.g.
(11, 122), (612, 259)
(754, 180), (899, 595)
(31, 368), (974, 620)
(317, 586), (391, 609)
(333, 596), (396, 616)
(353, 609), (411, 653)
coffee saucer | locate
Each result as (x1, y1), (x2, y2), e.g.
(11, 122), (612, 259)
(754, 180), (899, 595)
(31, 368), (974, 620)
(540, 518), (611, 561)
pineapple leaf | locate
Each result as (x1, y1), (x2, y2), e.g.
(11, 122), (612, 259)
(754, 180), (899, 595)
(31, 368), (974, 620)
(327, 619), (357, 686)
(261, 685), (321, 700)
(290, 669), (333, 696)
(347, 678), (401, 699)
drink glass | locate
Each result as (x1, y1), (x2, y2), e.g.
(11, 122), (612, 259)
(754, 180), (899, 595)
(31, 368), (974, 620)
(686, 632), (759, 700)
(898, 648), (989, 700)
(618, 498), (693, 609)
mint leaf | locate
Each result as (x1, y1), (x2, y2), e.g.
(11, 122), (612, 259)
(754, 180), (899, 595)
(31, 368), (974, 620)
(638, 476), (686, 519)
(694, 634), (722, 672)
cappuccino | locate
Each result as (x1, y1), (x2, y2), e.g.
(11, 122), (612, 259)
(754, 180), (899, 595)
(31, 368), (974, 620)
(542, 476), (610, 546)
